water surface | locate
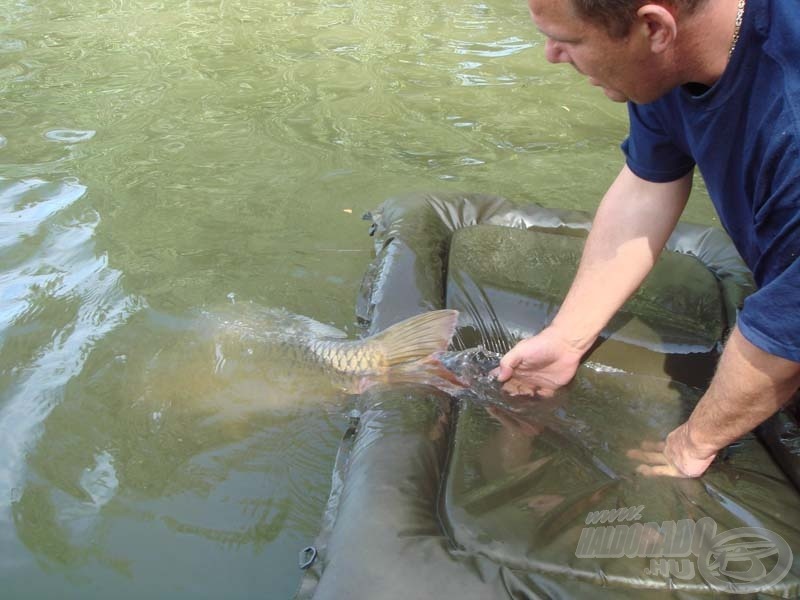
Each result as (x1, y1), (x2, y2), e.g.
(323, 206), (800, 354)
(0, 1), (717, 597)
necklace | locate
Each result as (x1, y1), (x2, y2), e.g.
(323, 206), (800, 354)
(729, 0), (746, 57)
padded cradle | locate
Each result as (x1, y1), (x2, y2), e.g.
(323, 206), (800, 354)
(295, 193), (800, 599)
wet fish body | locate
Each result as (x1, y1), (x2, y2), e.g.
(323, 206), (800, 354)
(284, 310), (462, 388)
(300, 311), (457, 374)
(216, 307), (463, 392)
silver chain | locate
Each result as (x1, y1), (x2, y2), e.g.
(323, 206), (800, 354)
(729, 0), (746, 57)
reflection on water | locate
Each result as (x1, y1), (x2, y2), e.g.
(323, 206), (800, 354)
(0, 172), (144, 594)
(0, 175), (140, 506)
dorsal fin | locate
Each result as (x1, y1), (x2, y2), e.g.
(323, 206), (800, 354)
(293, 315), (348, 339)
(369, 310), (459, 367)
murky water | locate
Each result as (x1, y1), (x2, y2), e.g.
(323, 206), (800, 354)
(0, 0), (718, 597)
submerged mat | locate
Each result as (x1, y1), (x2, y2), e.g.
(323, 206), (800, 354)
(297, 193), (799, 599)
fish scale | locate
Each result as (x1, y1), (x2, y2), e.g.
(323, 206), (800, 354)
(276, 310), (459, 381)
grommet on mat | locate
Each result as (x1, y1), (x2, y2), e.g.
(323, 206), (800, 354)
(298, 546), (317, 570)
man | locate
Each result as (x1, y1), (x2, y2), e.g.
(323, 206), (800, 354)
(495, 0), (800, 478)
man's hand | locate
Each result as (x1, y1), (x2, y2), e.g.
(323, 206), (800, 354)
(490, 168), (691, 398)
(628, 327), (800, 478)
(493, 326), (586, 397)
(627, 423), (717, 478)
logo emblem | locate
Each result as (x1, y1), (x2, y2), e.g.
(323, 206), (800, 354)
(698, 527), (793, 592)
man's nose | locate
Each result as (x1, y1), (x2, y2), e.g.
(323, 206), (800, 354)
(544, 38), (568, 64)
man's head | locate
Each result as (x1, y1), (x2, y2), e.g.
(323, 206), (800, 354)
(528, 0), (711, 103)
(570, 0), (709, 38)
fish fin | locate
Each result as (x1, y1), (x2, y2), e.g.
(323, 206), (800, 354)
(294, 316), (348, 339)
(371, 309), (459, 367)
(352, 356), (466, 395)
(386, 355), (468, 392)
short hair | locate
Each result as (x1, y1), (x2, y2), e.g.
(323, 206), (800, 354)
(570, 0), (709, 37)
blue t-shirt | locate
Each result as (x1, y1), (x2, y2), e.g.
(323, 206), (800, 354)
(621, 0), (800, 362)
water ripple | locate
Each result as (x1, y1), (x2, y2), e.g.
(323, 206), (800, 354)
(0, 175), (144, 509)
(0, 39), (27, 54)
(450, 36), (533, 58)
(0, 177), (86, 249)
(43, 129), (96, 144)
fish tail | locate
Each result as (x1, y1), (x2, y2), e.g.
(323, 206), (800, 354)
(371, 309), (459, 367)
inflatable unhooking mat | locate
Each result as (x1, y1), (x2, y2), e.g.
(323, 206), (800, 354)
(295, 193), (800, 599)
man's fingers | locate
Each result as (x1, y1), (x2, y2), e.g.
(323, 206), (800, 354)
(501, 379), (537, 397)
(491, 365), (510, 382)
(626, 449), (669, 464)
(636, 464), (684, 478)
(495, 354), (522, 382)
(628, 440), (697, 479)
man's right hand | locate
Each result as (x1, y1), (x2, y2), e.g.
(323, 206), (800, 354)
(490, 168), (692, 399)
(492, 326), (587, 398)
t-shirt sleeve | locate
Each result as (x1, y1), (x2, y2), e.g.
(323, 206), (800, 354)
(738, 258), (800, 362)
(621, 101), (696, 183)
(735, 142), (800, 363)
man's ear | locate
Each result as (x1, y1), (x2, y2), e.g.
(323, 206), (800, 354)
(636, 4), (677, 53)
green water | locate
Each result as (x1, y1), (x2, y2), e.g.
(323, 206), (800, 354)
(0, 1), (718, 598)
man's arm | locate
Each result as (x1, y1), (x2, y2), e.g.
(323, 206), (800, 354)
(496, 165), (692, 395)
(631, 326), (800, 477)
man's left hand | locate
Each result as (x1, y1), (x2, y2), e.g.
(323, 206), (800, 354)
(626, 423), (717, 478)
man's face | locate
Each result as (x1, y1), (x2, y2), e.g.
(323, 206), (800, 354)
(528, 0), (658, 103)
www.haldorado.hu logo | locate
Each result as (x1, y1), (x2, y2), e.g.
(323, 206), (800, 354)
(575, 505), (793, 593)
